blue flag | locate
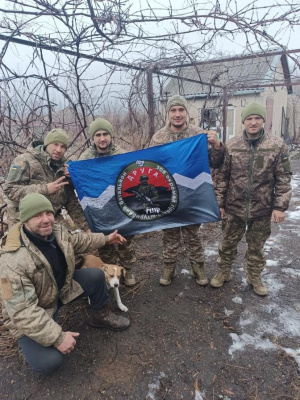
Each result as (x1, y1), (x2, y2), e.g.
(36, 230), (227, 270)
(68, 134), (220, 235)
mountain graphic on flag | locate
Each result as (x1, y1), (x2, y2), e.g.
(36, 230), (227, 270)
(68, 134), (220, 235)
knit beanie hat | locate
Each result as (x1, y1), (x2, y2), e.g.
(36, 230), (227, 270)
(241, 102), (266, 122)
(88, 118), (114, 139)
(19, 193), (54, 223)
(166, 95), (188, 113)
(44, 129), (70, 148)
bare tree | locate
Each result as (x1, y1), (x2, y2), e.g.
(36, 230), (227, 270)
(0, 0), (299, 184)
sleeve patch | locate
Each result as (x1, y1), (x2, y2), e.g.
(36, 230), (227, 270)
(7, 165), (21, 181)
(281, 154), (291, 173)
(0, 278), (13, 300)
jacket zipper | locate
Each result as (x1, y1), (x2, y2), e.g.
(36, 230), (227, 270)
(244, 142), (255, 228)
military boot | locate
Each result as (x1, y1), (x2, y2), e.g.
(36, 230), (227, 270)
(210, 269), (232, 288)
(159, 262), (176, 286)
(124, 270), (136, 287)
(190, 262), (208, 285)
(88, 304), (130, 331)
(246, 275), (268, 296)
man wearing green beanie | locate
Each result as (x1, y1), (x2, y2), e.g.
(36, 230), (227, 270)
(4, 128), (89, 230)
(79, 118), (137, 287)
(150, 94), (225, 287)
(211, 101), (292, 296)
(0, 193), (130, 374)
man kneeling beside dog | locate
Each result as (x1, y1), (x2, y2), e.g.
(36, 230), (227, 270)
(0, 193), (130, 375)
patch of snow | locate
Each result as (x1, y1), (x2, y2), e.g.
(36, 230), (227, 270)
(205, 249), (218, 256)
(195, 389), (206, 400)
(229, 333), (276, 356)
(286, 210), (300, 220)
(224, 308), (234, 316)
(266, 260), (279, 267)
(232, 296), (243, 304)
(181, 269), (190, 275)
(282, 268), (300, 277)
(146, 372), (166, 400)
(283, 348), (300, 367)
(278, 308), (300, 336)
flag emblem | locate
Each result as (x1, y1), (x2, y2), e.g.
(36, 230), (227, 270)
(115, 160), (178, 221)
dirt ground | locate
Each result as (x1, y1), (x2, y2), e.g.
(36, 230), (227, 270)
(1, 158), (300, 400)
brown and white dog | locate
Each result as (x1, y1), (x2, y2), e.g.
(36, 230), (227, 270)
(81, 254), (128, 312)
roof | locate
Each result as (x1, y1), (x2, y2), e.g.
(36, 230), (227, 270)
(163, 52), (292, 98)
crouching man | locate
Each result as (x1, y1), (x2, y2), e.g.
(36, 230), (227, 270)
(0, 193), (130, 375)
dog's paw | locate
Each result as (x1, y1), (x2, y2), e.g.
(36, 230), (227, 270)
(119, 305), (128, 312)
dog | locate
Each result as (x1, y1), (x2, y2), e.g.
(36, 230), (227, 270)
(81, 254), (128, 312)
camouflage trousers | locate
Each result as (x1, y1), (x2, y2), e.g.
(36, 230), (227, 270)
(163, 224), (204, 264)
(217, 213), (271, 278)
(98, 236), (136, 271)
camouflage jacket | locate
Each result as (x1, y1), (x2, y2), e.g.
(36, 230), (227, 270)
(0, 223), (108, 347)
(150, 123), (224, 169)
(215, 129), (292, 221)
(79, 143), (125, 160)
(3, 141), (88, 229)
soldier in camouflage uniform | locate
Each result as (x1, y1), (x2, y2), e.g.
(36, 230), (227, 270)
(136, 175), (159, 209)
(0, 193), (130, 374)
(211, 102), (292, 296)
(3, 129), (89, 230)
(150, 94), (225, 286)
(79, 118), (137, 287)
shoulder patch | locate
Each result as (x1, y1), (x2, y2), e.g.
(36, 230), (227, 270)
(7, 165), (21, 181)
(281, 154), (291, 173)
(0, 278), (13, 300)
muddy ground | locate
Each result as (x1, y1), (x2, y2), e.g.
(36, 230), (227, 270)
(1, 158), (300, 400)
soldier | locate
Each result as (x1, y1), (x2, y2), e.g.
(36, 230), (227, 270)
(0, 193), (130, 374)
(136, 175), (159, 209)
(3, 129), (88, 230)
(150, 94), (224, 286)
(79, 118), (137, 287)
(210, 101), (292, 296)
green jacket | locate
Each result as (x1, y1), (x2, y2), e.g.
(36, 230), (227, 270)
(150, 123), (224, 169)
(4, 141), (88, 229)
(0, 223), (108, 347)
(215, 129), (292, 221)
(79, 143), (125, 160)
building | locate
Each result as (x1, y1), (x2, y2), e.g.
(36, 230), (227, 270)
(160, 49), (293, 142)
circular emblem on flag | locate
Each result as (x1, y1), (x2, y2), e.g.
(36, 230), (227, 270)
(115, 160), (179, 221)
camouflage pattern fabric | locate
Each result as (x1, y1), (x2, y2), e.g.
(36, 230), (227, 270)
(217, 213), (271, 278)
(215, 129), (292, 221)
(79, 142), (136, 270)
(79, 143), (125, 160)
(163, 224), (204, 264)
(150, 123), (223, 266)
(3, 141), (88, 230)
(0, 223), (108, 347)
(150, 123), (224, 169)
(98, 236), (136, 270)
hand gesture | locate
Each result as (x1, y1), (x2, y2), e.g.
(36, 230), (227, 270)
(108, 230), (127, 245)
(219, 207), (225, 219)
(47, 176), (69, 194)
(55, 331), (79, 355)
(64, 164), (71, 178)
(205, 130), (221, 149)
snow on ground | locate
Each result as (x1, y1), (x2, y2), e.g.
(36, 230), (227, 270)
(227, 173), (300, 366)
(146, 372), (166, 400)
(207, 173), (300, 367)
